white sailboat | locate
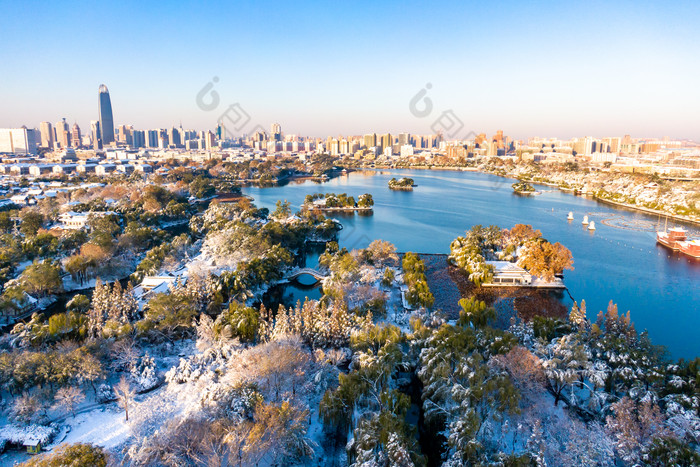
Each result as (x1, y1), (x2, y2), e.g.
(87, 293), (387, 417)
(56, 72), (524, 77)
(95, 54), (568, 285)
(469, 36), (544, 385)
(588, 221), (596, 230)
(567, 211), (574, 220)
(582, 215), (589, 225)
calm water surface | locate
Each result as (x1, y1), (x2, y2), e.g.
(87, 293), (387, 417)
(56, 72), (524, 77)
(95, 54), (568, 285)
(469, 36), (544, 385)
(243, 169), (700, 359)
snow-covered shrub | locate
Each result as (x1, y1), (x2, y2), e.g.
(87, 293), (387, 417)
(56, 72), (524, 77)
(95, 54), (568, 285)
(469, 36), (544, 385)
(165, 345), (237, 384)
(96, 383), (115, 403)
(200, 383), (263, 422)
(130, 353), (160, 393)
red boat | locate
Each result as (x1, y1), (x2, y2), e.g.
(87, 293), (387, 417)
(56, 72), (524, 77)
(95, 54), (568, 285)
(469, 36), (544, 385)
(678, 240), (700, 259)
(656, 228), (687, 250)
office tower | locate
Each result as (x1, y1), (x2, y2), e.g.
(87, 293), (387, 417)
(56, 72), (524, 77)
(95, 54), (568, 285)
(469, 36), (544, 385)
(131, 130), (145, 148)
(158, 129), (169, 149)
(98, 84), (115, 145)
(603, 137), (621, 153)
(205, 131), (216, 150)
(398, 133), (410, 147)
(168, 127), (181, 147)
(381, 133), (392, 151)
(573, 136), (593, 156)
(90, 120), (102, 149)
(271, 123), (282, 142)
(146, 129), (159, 148)
(56, 118), (70, 148)
(363, 133), (377, 149)
(0, 127), (38, 154)
(117, 125), (133, 146)
(39, 122), (54, 148)
(71, 123), (82, 148)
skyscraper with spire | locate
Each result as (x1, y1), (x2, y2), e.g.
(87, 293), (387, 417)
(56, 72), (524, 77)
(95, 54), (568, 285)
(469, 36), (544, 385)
(98, 84), (115, 146)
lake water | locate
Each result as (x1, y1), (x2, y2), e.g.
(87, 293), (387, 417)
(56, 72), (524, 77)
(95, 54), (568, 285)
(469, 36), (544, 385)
(243, 169), (700, 359)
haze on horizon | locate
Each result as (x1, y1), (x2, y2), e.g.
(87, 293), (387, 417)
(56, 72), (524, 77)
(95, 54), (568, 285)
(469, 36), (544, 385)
(1, 0), (699, 141)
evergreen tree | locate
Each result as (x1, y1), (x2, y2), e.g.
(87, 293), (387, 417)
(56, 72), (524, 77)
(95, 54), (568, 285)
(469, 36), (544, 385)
(569, 300), (587, 329)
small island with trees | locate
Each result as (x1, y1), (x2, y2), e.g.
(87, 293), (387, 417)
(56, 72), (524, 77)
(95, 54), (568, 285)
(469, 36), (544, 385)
(449, 224), (573, 287)
(388, 177), (415, 191)
(303, 192), (374, 213)
(512, 181), (537, 195)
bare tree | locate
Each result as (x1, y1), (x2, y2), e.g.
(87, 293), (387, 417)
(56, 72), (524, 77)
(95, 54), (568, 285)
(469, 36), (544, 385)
(12, 393), (40, 425)
(109, 337), (139, 372)
(54, 386), (85, 417)
(114, 376), (136, 421)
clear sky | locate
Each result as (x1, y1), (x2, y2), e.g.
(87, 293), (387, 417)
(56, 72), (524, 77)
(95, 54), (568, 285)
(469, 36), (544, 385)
(1, 0), (699, 140)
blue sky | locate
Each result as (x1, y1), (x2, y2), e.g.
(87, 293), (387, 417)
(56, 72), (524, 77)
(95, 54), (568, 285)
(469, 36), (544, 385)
(1, 0), (699, 140)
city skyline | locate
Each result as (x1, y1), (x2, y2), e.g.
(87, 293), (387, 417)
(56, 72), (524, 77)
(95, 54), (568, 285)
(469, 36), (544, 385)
(1, 1), (700, 140)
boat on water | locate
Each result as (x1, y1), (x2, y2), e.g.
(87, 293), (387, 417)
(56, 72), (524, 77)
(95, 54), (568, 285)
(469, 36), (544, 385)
(588, 221), (596, 230)
(678, 240), (700, 259)
(567, 211), (574, 220)
(656, 227), (687, 251)
(582, 215), (589, 225)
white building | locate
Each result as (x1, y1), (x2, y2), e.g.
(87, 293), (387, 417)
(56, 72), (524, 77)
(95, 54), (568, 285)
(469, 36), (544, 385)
(485, 261), (532, 285)
(58, 211), (115, 230)
(0, 128), (38, 155)
(400, 144), (414, 157)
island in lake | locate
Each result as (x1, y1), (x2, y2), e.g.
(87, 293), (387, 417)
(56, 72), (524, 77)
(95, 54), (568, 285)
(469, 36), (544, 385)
(303, 192), (374, 213)
(388, 177), (415, 190)
(512, 180), (537, 195)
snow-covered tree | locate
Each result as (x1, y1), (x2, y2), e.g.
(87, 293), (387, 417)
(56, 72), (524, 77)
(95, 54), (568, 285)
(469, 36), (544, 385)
(606, 396), (668, 465)
(537, 334), (591, 406)
(114, 376), (136, 421)
(53, 386), (85, 417)
(130, 353), (158, 392)
(569, 300), (587, 329)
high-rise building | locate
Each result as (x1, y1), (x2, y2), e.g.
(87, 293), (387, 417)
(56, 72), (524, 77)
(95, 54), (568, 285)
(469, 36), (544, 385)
(39, 122), (54, 148)
(168, 127), (182, 147)
(98, 84), (115, 146)
(380, 133), (392, 151)
(0, 127), (38, 154)
(132, 130), (145, 148)
(90, 120), (101, 149)
(56, 118), (70, 148)
(204, 131), (216, 150)
(158, 129), (169, 149)
(117, 125), (133, 146)
(398, 133), (410, 147)
(363, 133), (377, 149)
(146, 130), (159, 148)
(71, 123), (82, 148)
(271, 123), (282, 142)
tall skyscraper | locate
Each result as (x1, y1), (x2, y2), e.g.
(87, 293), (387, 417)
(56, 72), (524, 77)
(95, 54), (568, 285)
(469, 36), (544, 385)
(98, 84), (115, 146)
(146, 129), (159, 148)
(39, 122), (54, 148)
(271, 123), (282, 142)
(71, 123), (82, 148)
(168, 127), (181, 147)
(132, 130), (145, 148)
(363, 133), (377, 149)
(90, 120), (102, 150)
(380, 133), (392, 151)
(56, 118), (70, 148)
